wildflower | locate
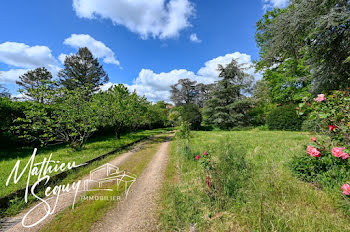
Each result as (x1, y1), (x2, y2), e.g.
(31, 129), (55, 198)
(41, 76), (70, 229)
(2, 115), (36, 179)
(195, 155), (200, 160)
(307, 146), (321, 157)
(314, 94), (325, 102)
(341, 184), (350, 195)
(310, 137), (317, 142)
(203, 151), (208, 156)
(332, 147), (349, 160)
(328, 125), (337, 131)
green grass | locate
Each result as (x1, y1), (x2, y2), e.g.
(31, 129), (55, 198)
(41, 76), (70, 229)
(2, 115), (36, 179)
(160, 131), (350, 231)
(0, 128), (171, 198)
(39, 134), (170, 232)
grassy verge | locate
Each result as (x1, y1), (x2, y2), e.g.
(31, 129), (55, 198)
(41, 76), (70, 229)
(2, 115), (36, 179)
(160, 131), (350, 231)
(0, 128), (171, 216)
(39, 134), (170, 232)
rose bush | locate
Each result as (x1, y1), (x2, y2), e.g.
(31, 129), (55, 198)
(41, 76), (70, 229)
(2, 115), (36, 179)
(293, 89), (350, 193)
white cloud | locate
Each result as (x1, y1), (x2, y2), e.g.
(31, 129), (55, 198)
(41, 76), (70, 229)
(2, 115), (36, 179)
(63, 34), (120, 66)
(263, 0), (289, 9)
(0, 69), (28, 83)
(0, 42), (58, 68)
(0, 42), (61, 84)
(189, 33), (201, 43)
(72, 0), (194, 39)
(102, 52), (261, 103)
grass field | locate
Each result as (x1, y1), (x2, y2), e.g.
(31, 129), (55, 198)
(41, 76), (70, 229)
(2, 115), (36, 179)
(160, 130), (350, 231)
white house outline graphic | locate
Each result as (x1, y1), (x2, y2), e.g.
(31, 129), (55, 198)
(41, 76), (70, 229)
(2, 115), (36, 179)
(83, 163), (136, 196)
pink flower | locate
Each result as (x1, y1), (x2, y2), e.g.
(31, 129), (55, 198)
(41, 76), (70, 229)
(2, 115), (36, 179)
(310, 137), (317, 142)
(314, 94), (326, 102)
(195, 155), (200, 160)
(341, 184), (350, 195)
(203, 151), (208, 156)
(307, 146), (321, 157)
(328, 125), (337, 131)
(332, 147), (349, 159)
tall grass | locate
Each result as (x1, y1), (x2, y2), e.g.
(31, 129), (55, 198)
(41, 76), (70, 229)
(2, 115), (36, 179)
(160, 131), (350, 231)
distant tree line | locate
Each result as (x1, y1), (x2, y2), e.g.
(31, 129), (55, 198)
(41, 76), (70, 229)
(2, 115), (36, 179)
(1, 47), (169, 149)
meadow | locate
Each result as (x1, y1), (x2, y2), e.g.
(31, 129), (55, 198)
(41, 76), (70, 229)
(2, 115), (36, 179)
(160, 130), (350, 231)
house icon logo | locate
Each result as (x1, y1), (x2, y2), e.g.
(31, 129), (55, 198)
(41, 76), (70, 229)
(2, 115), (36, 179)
(83, 163), (136, 197)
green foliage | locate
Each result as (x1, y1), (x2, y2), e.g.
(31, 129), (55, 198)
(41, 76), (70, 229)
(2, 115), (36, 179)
(299, 90), (350, 146)
(0, 98), (29, 146)
(256, 0), (350, 94)
(301, 119), (323, 132)
(176, 121), (192, 141)
(14, 86), (99, 149)
(267, 104), (303, 131)
(204, 59), (253, 129)
(169, 104), (202, 130)
(291, 152), (350, 189)
(58, 47), (109, 92)
(16, 67), (55, 103)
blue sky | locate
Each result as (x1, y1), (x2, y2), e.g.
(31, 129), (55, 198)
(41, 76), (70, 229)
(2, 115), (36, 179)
(0, 0), (288, 102)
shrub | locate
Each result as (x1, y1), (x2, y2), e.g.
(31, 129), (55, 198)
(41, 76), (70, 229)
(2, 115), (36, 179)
(267, 104), (303, 131)
(0, 98), (30, 147)
(295, 90), (350, 195)
(291, 150), (350, 189)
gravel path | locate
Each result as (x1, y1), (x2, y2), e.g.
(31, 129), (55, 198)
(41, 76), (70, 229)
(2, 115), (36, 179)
(1, 136), (160, 232)
(90, 135), (172, 232)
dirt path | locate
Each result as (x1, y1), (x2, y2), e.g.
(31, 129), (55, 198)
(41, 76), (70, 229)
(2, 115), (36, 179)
(2, 135), (164, 232)
(90, 136), (172, 232)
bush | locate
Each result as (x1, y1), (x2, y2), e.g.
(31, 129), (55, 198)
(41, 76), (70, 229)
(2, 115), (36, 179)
(291, 150), (350, 189)
(0, 98), (30, 147)
(267, 104), (303, 131)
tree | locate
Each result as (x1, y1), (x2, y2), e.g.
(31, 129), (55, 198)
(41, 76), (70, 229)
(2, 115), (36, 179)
(256, 0), (350, 94)
(16, 67), (54, 103)
(170, 79), (198, 106)
(204, 59), (253, 129)
(58, 47), (109, 92)
(0, 84), (10, 98)
(14, 86), (100, 149)
(195, 83), (215, 108)
(95, 85), (144, 139)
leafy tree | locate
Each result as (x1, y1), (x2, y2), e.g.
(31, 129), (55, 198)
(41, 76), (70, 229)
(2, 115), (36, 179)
(16, 67), (55, 103)
(95, 85), (145, 139)
(256, 0), (350, 95)
(204, 59), (253, 129)
(195, 83), (215, 108)
(170, 79), (198, 106)
(14, 86), (99, 149)
(58, 47), (109, 92)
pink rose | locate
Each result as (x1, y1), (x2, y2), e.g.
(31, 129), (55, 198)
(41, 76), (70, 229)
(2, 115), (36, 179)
(332, 147), (349, 159)
(307, 146), (321, 158)
(310, 137), (317, 142)
(328, 125), (337, 131)
(314, 94), (325, 102)
(195, 155), (200, 160)
(342, 184), (350, 195)
(203, 151), (208, 156)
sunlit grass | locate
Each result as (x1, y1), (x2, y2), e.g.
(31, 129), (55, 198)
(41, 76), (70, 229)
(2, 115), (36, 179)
(160, 131), (350, 231)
